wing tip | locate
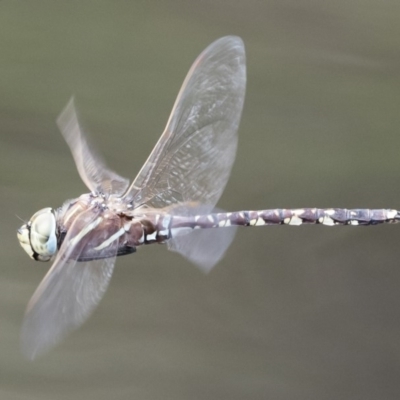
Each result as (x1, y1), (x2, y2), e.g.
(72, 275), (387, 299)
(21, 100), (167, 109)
(213, 35), (245, 55)
(20, 325), (46, 361)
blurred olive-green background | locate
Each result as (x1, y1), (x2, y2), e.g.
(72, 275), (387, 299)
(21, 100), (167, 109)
(1, 1), (400, 399)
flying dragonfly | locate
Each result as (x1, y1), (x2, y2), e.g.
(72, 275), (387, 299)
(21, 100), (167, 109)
(17, 36), (400, 359)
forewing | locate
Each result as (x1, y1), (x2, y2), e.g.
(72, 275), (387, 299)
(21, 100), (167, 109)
(57, 98), (129, 195)
(21, 208), (117, 359)
(124, 36), (246, 210)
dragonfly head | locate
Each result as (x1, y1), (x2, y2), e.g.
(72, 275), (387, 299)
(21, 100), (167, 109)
(17, 208), (57, 262)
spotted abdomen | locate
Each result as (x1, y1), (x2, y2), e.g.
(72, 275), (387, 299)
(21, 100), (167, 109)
(228, 208), (400, 227)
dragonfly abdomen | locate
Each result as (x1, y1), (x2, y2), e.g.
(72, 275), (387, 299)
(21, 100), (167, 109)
(247, 208), (400, 226)
(163, 208), (400, 237)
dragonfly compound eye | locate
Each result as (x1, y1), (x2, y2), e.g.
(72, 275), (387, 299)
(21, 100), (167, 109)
(18, 208), (57, 262)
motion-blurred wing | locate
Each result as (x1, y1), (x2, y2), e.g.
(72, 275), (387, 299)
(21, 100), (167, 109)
(168, 226), (236, 272)
(21, 208), (117, 359)
(124, 36), (246, 211)
(57, 98), (129, 195)
(167, 206), (237, 273)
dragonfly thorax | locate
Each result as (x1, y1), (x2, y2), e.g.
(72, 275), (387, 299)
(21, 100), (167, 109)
(84, 192), (126, 213)
(17, 208), (57, 262)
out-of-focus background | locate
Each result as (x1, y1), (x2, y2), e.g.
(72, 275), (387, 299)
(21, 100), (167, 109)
(1, 1), (400, 399)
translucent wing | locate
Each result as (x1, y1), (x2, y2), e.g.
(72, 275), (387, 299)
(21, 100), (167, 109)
(57, 98), (129, 195)
(168, 226), (237, 272)
(21, 208), (117, 359)
(167, 206), (237, 273)
(123, 36), (246, 211)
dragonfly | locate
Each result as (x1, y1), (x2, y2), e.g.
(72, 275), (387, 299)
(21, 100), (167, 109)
(17, 36), (400, 359)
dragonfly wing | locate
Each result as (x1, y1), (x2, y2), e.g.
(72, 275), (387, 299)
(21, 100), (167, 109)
(168, 224), (237, 273)
(21, 208), (117, 359)
(124, 36), (246, 211)
(166, 205), (237, 272)
(167, 222), (236, 273)
(57, 98), (129, 195)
